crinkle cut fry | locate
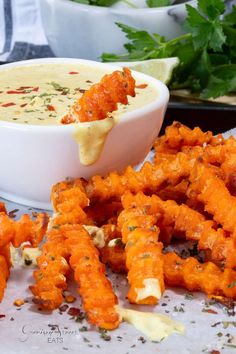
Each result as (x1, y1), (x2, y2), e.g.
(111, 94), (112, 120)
(189, 162), (236, 235)
(65, 225), (120, 329)
(84, 152), (193, 203)
(61, 67), (136, 123)
(51, 179), (92, 227)
(220, 136), (236, 196)
(0, 211), (48, 248)
(153, 121), (214, 154)
(0, 203), (48, 304)
(121, 192), (236, 268)
(30, 228), (70, 311)
(154, 125), (236, 197)
(164, 252), (236, 299)
(118, 206), (164, 305)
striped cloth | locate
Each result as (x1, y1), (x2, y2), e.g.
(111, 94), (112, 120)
(0, 0), (54, 62)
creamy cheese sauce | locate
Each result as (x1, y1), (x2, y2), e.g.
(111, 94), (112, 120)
(73, 116), (117, 165)
(0, 64), (158, 125)
(83, 225), (106, 248)
(21, 247), (42, 267)
(117, 306), (185, 341)
(135, 278), (162, 302)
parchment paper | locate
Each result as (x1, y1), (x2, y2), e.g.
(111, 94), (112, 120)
(0, 128), (236, 354)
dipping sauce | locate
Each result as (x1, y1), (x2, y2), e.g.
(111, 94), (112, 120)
(0, 64), (158, 125)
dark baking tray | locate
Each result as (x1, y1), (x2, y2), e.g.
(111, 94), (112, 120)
(164, 100), (236, 134)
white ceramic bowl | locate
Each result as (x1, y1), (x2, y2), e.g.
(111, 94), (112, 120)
(40, 0), (197, 61)
(0, 58), (169, 210)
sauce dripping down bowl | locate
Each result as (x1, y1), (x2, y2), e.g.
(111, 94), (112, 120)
(0, 58), (169, 210)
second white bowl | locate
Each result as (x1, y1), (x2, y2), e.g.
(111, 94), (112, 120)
(40, 0), (197, 60)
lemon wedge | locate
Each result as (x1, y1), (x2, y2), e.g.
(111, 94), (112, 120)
(111, 57), (179, 84)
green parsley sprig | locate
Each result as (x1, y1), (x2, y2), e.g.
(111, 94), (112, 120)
(101, 0), (236, 99)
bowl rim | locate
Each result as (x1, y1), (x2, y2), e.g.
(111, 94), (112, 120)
(42, 0), (197, 13)
(0, 57), (169, 132)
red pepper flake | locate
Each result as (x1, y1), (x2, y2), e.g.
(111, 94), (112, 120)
(7, 90), (26, 94)
(202, 308), (218, 314)
(59, 304), (69, 313)
(20, 103), (28, 108)
(0, 314), (5, 319)
(69, 71), (79, 75)
(211, 351), (220, 354)
(136, 83), (148, 89)
(2, 102), (16, 107)
(67, 307), (81, 317)
(47, 105), (56, 111)
(17, 86), (33, 90)
(32, 87), (39, 92)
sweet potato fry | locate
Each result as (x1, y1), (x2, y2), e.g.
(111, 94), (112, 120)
(189, 162), (236, 235)
(61, 67), (136, 123)
(84, 153), (193, 203)
(65, 225), (120, 329)
(51, 179), (92, 227)
(164, 252), (236, 299)
(30, 227), (70, 311)
(0, 212), (48, 248)
(153, 121), (214, 157)
(118, 206), (164, 305)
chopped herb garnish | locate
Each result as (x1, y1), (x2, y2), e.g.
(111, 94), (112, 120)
(173, 306), (185, 313)
(128, 225), (137, 232)
(228, 281), (236, 289)
(99, 328), (111, 341)
(52, 225), (60, 230)
(185, 293), (194, 300)
(75, 313), (86, 322)
(79, 326), (88, 332)
(211, 322), (221, 327)
(223, 321), (236, 329)
(38, 272), (43, 280)
(138, 336), (146, 344)
(126, 241), (135, 247)
(24, 259), (32, 266)
(8, 209), (19, 218)
(47, 81), (70, 94)
(141, 253), (151, 259)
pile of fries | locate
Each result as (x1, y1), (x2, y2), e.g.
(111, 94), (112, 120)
(29, 122), (236, 330)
